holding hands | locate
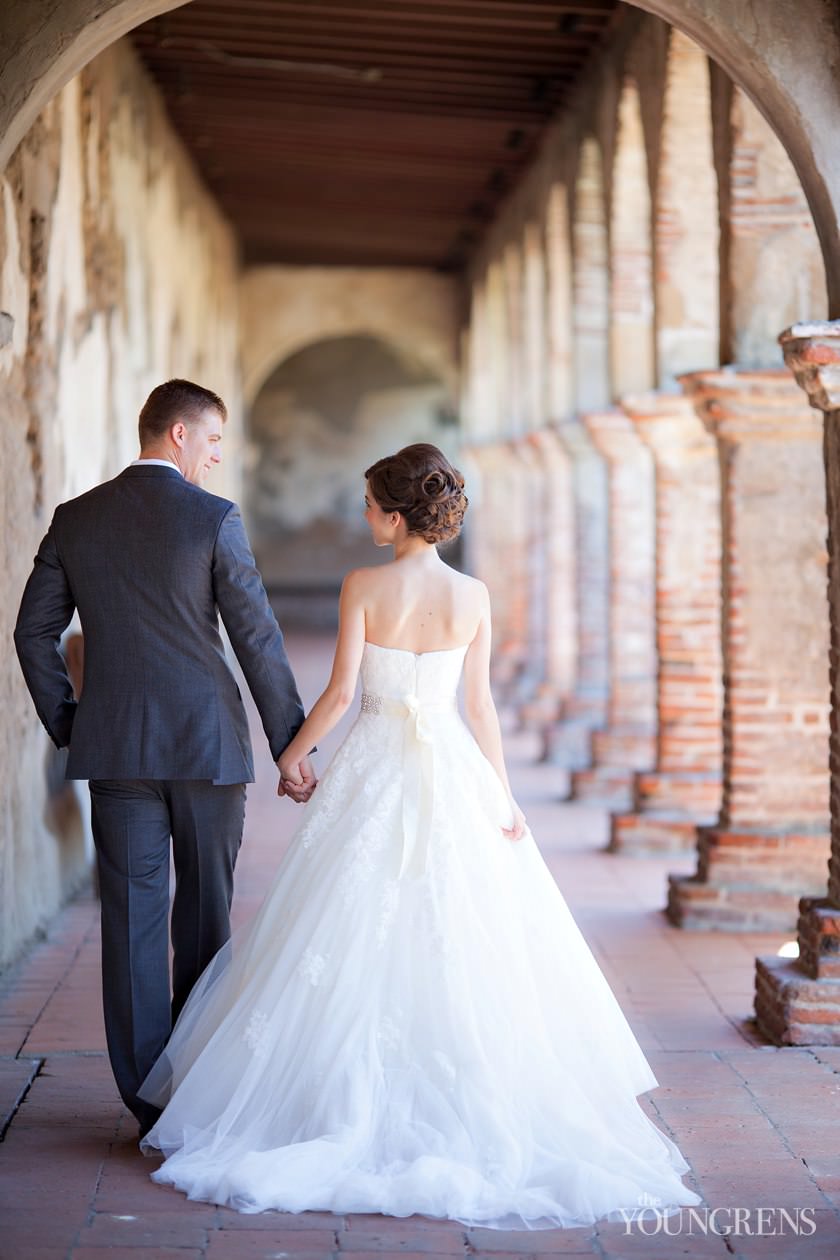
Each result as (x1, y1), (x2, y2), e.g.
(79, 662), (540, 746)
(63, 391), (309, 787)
(277, 751), (317, 803)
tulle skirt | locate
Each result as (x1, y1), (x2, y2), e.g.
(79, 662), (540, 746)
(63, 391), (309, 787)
(139, 708), (701, 1229)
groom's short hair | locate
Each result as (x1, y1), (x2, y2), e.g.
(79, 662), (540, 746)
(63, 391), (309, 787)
(139, 379), (227, 447)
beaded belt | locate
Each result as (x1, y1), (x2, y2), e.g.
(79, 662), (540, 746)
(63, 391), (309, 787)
(359, 692), (456, 879)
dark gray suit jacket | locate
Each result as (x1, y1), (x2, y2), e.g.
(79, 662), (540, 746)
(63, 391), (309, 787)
(14, 464), (304, 784)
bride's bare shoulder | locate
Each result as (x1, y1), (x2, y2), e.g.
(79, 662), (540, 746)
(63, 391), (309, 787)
(450, 567), (489, 601)
(340, 565), (390, 596)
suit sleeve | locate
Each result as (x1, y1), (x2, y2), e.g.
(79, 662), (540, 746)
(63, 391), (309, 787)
(13, 520), (78, 749)
(212, 504), (306, 761)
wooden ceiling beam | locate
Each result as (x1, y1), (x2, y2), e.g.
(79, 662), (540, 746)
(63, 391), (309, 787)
(131, 0), (618, 268)
(194, 0), (616, 19)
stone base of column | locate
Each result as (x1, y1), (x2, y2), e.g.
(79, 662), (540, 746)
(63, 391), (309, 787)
(755, 954), (840, 1046)
(666, 828), (830, 930)
(753, 895), (840, 1044)
(610, 771), (721, 854)
(518, 684), (562, 736)
(569, 726), (656, 808)
(545, 688), (606, 770)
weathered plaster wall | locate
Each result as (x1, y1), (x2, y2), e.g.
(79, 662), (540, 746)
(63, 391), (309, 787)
(249, 333), (454, 598)
(239, 265), (458, 408)
(0, 39), (240, 968)
(240, 269), (459, 625)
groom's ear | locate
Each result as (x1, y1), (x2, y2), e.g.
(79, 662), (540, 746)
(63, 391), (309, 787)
(171, 420), (188, 448)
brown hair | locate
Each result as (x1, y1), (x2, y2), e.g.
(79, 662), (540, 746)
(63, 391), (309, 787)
(365, 443), (468, 545)
(138, 379), (227, 447)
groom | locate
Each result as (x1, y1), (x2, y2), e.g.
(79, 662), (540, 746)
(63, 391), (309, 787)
(14, 379), (315, 1137)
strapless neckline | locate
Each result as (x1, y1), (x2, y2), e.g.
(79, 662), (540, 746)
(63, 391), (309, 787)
(364, 640), (470, 658)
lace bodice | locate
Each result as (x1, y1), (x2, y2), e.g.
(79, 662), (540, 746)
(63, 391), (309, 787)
(360, 641), (468, 703)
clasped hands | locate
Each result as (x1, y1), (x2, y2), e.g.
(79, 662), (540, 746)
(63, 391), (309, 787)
(276, 750), (317, 803)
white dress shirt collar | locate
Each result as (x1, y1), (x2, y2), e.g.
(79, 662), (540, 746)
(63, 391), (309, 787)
(129, 458), (183, 476)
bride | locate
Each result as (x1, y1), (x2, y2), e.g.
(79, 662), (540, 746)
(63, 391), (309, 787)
(138, 442), (702, 1230)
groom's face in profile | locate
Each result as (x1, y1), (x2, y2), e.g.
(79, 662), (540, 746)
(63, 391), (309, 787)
(177, 408), (224, 486)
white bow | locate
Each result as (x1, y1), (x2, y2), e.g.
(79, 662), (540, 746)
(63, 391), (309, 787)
(368, 693), (453, 879)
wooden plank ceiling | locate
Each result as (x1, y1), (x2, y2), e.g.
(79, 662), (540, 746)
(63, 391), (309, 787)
(131, 0), (621, 269)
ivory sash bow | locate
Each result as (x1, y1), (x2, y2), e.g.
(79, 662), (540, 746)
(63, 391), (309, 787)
(361, 692), (455, 879)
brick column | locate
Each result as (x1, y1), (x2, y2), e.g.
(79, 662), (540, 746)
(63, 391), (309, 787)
(667, 368), (830, 931)
(611, 393), (723, 853)
(569, 409), (657, 807)
(518, 429), (577, 741)
(545, 415), (610, 769)
(756, 324), (840, 1042)
(512, 437), (550, 708)
(464, 443), (528, 694)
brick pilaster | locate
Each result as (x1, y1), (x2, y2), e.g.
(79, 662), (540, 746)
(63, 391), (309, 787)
(545, 415), (610, 768)
(462, 443), (526, 692)
(510, 436), (550, 706)
(755, 324), (840, 1041)
(611, 392), (723, 853)
(667, 368), (830, 931)
(518, 429), (577, 741)
(568, 409), (657, 807)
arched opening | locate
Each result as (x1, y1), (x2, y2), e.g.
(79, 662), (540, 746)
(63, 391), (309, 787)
(609, 76), (655, 397)
(484, 259), (510, 441)
(502, 241), (525, 436)
(655, 28), (719, 385)
(545, 183), (574, 420)
(247, 333), (457, 627)
(714, 78), (827, 366)
(572, 137), (610, 412)
(522, 222), (547, 433)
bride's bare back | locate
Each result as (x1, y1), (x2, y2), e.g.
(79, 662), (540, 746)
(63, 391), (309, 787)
(360, 553), (485, 653)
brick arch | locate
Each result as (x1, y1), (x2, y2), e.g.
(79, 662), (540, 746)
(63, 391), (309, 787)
(655, 28), (719, 385)
(0, 1), (187, 172)
(2, 0), (840, 311)
(572, 137), (610, 411)
(632, 0), (840, 313)
(610, 76), (656, 397)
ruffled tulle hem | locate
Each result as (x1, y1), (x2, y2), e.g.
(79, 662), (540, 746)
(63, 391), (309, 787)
(140, 1117), (703, 1231)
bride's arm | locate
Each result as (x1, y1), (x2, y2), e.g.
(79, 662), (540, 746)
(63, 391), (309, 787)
(463, 585), (527, 841)
(277, 570), (367, 787)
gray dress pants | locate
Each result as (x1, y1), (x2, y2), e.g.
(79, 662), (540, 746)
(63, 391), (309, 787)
(89, 778), (246, 1132)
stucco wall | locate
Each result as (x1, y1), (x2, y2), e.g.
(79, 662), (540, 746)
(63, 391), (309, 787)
(239, 265), (458, 408)
(248, 333), (456, 608)
(0, 38), (241, 968)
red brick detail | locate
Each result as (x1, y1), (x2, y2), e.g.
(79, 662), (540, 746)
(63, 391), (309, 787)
(755, 955), (840, 1046)
(752, 324), (840, 1042)
(462, 443), (530, 695)
(517, 430), (577, 738)
(545, 415), (609, 769)
(569, 409), (656, 805)
(666, 368), (829, 930)
(611, 392), (722, 852)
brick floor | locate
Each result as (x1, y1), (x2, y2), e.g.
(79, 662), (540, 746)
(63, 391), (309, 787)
(1, 634), (840, 1259)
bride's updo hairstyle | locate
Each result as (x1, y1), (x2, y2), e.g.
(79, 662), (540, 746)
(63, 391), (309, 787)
(365, 444), (468, 545)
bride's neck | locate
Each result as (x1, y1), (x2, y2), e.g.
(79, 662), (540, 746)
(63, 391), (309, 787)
(393, 535), (438, 563)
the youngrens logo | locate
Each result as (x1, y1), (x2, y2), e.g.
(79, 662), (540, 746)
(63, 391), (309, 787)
(620, 1193), (818, 1236)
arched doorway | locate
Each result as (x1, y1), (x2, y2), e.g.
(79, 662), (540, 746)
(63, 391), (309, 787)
(247, 333), (457, 626)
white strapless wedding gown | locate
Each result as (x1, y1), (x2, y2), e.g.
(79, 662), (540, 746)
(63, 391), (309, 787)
(139, 641), (701, 1229)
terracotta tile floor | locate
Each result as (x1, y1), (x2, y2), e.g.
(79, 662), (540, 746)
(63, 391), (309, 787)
(2, 634), (840, 1259)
